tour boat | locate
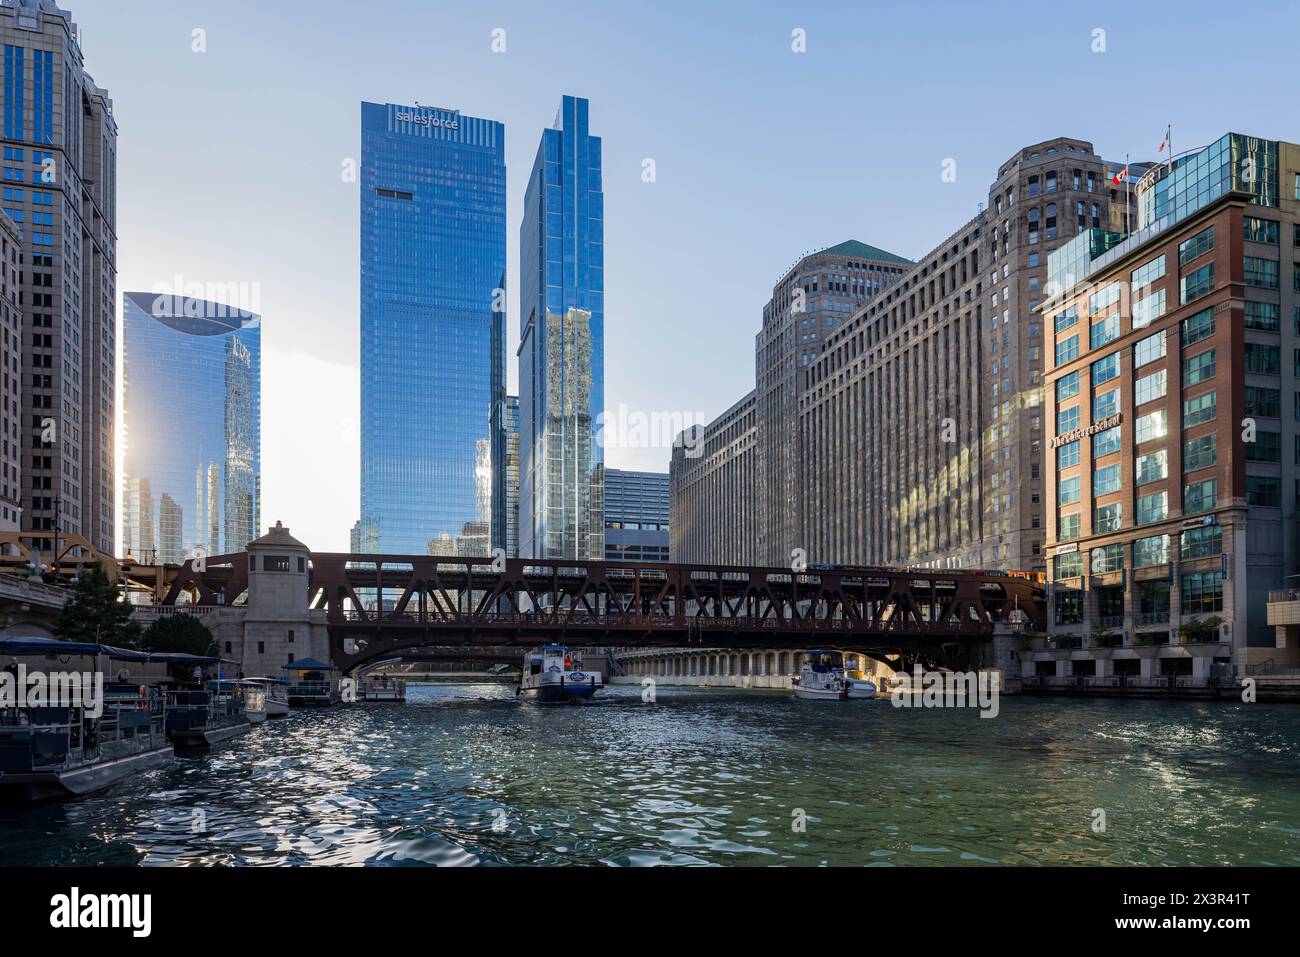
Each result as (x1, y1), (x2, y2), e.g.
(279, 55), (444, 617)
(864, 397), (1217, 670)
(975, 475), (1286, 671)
(0, 638), (174, 802)
(517, 645), (602, 703)
(237, 680), (268, 724)
(242, 677), (290, 718)
(360, 675), (406, 702)
(792, 651), (877, 700)
(164, 679), (252, 748)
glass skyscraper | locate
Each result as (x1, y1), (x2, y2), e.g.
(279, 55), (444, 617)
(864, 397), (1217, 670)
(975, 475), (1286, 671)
(359, 102), (506, 555)
(518, 96), (604, 560)
(121, 291), (260, 562)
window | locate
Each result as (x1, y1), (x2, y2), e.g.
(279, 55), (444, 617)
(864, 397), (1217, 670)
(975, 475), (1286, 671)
(267, 555), (291, 572)
(1183, 349), (1215, 385)
(1093, 464), (1121, 495)
(1054, 551), (1083, 578)
(1091, 313), (1120, 348)
(1055, 334), (1079, 365)
(1181, 264), (1214, 303)
(1135, 330), (1166, 367)
(1245, 430), (1281, 462)
(1132, 288), (1166, 329)
(1243, 217), (1279, 244)
(1055, 589), (1083, 625)
(1089, 282), (1121, 316)
(1131, 255), (1166, 290)
(1184, 478), (1217, 514)
(1093, 388), (1120, 421)
(1093, 426), (1122, 457)
(1091, 543), (1123, 573)
(1134, 534), (1170, 568)
(1244, 301), (1280, 331)
(1181, 525), (1222, 560)
(1091, 353), (1119, 386)
(1244, 343), (1280, 375)
(1135, 369), (1166, 405)
(1136, 450), (1167, 485)
(1183, 435), (1217, 472)
(1056, 371), (1080, 403)
(1058, 476), (1081, 505)
(1057, 440), (1080, 469)
(1094, 503), (1122, 533)
(1244, 256), (1279, 288)
(1244, 385), (1280, 418)
(1180, 307), (1215, 345)
(1181, 571), (1224, 613)
(1057, 405), (1080, 435)
(1136, 491), (1168, 525)
(1135, 410), (1167, 444)
(1178, 225), (1214, 265)
(1182, 391), (1217, 427)
(1246, 475), (1281, 506)
(1054, 305), (1078, 334)
(1059, 512), (1081, 541)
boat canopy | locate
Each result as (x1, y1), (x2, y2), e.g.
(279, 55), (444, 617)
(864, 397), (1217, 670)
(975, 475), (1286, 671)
(147, 653), (231, 665)
(0, 636), (150, 662)
(282, 658), (334, 671)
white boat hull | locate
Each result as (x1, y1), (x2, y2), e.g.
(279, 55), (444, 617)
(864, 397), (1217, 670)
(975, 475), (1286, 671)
(265, 699), (290, 718)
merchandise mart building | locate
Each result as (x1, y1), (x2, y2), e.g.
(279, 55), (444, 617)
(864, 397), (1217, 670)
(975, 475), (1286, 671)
(1040, 132), (1300, 679)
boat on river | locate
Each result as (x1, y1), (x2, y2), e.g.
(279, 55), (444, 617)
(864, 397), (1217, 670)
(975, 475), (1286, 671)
(0, 638), (173, 802)
(242, 677), (290, 717)
(164, 679), (252, 748)
(792, 650), (877, 700)
(517, 645), (602, 703)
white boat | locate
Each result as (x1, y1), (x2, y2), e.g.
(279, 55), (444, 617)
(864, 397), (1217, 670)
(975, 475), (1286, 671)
(517, 645), (602, 703)
(792, 651), (877, 700)
(244, 677), (290, 718)
(238, 680), (268, 724)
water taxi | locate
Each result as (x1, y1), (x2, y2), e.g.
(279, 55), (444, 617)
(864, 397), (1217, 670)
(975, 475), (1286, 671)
(0, 638), (173, 802)
(283, 659), (340, 707)
(242, 677), (290, 717)
(517, 645), (602, 703)
(163, 677), (252, 748)
(792, 650), (877, 700)
(237, 679), (268, 724)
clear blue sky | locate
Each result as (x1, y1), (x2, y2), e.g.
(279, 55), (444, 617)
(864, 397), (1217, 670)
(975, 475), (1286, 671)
(72, 0), (1297, 551)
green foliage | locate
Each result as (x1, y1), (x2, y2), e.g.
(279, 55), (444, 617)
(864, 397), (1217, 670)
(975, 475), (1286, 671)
(54, 563), (142, 648)
(142, 614), (218, 657)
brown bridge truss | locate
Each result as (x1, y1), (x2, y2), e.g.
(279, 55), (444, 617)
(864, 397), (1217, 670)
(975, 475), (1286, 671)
(159, 553), (1046, 673)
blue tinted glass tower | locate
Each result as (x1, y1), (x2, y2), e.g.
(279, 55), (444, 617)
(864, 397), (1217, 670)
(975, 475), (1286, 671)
(360, 102), (506, 555)
(518, 96), (604, 559)
(122, 292), (260, 562)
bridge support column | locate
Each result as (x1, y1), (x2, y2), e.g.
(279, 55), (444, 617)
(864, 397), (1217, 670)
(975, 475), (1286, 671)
(971, 623), (1024, 687)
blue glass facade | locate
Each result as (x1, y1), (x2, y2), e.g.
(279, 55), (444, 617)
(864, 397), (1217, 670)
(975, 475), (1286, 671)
(359, 102), (506, 555)
(518, 96), (604, 559)
(122, 292), (260, 562)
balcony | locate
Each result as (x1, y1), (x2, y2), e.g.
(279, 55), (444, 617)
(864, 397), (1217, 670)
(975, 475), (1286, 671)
(1135, 611), (1170, 626)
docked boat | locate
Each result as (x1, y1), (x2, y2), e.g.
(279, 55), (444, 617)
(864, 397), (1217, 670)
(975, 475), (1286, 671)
(164, 680), (252, 748)
(517, 645), (602, 703)
(792, 650), (877, 700)
(237, 680), (268, 724)
(243, 677), (290, 717)
(360, 675), (406, 702)
(283, 659), (339, 707)
(0, 638), (173, 802)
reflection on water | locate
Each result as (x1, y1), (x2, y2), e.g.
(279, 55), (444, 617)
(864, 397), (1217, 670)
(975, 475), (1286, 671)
(4, 684), (1299, 866)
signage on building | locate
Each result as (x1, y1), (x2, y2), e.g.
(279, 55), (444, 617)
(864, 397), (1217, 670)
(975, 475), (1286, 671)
(1182, 514), (1216, 529)
(1052, 542), (1079, 555)
(395, 109), (459, 131)
(1048, 413), (1122, 449)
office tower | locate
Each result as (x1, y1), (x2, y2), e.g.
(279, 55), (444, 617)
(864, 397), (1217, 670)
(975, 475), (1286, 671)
(604, 468), (669, 562)
(0, 209), (19, 531)
(801, 138), (1139, 570)
(671, 241), (912, 565)
(1041, 132), (1300, 678)
(359, 101), (506, 555)
(518, 95), (604, 560)
(121, 291), (260, 562)
(491, 393), (519, 558)
(1, 0), (116, 556)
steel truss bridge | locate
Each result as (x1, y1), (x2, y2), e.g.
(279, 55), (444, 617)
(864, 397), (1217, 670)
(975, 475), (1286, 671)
(158, 553), (1046, 673)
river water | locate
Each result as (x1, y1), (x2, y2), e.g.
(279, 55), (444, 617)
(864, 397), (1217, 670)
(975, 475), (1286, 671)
(4, 684), (1298, 866)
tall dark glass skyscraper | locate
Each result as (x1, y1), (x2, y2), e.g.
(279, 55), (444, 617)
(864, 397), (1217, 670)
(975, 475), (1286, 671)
(359, 102), (506, 555)
(518, 96), (604, 559)
(121, 291), (260, 563)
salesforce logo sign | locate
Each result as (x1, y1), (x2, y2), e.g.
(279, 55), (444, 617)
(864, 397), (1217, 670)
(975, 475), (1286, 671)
(395, 109), (459, 131)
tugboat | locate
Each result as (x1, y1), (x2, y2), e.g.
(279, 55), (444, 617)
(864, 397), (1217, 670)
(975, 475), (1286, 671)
(0, 638), (173, 802)
(517, 645), (602, 703)
(792, 650), (877, 700)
